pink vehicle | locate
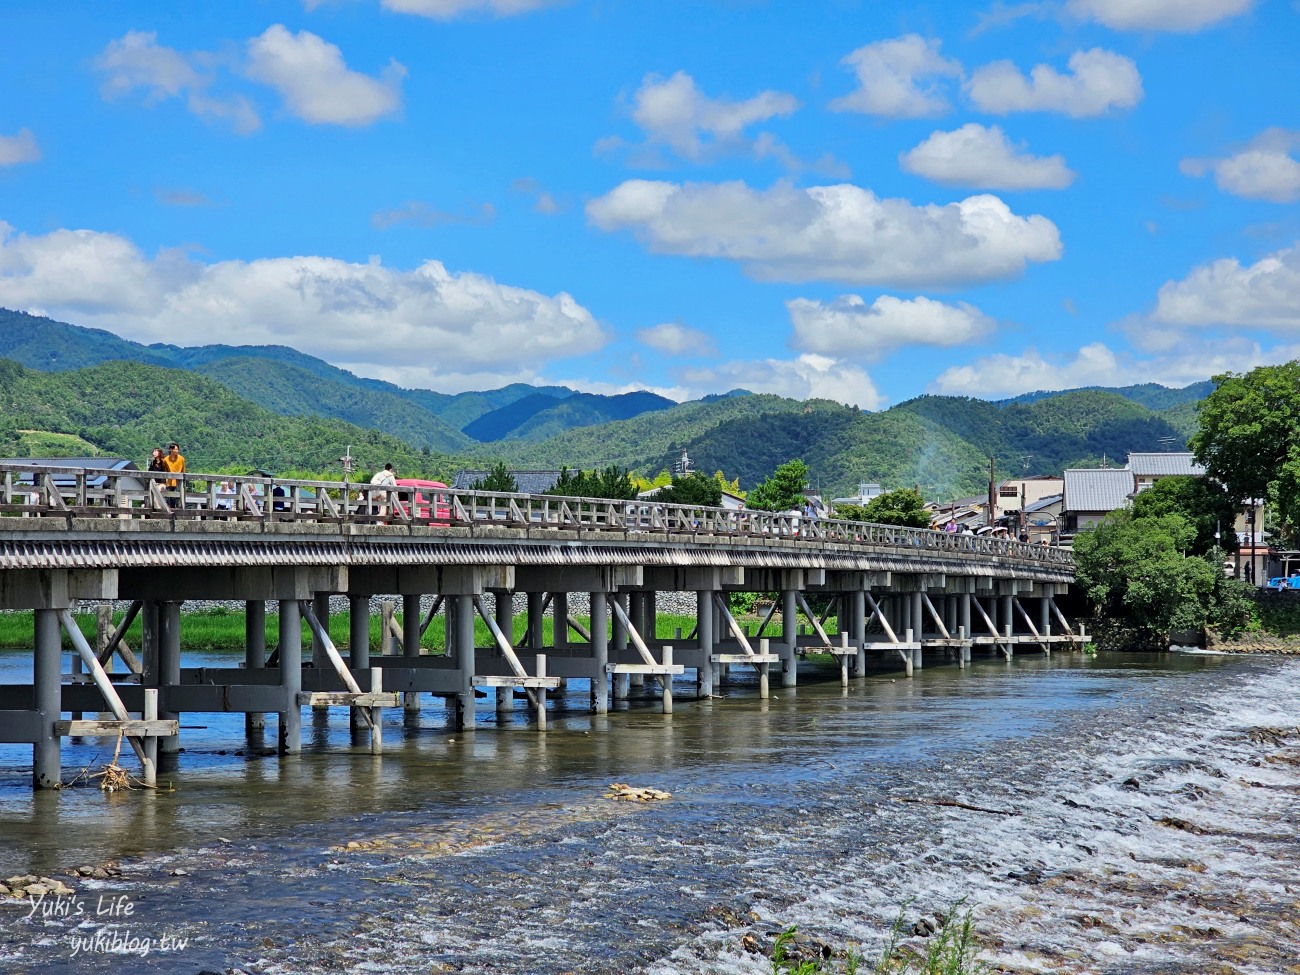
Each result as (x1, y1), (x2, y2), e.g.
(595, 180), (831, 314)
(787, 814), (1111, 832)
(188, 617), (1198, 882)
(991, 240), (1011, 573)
(393, 479), (451, 524)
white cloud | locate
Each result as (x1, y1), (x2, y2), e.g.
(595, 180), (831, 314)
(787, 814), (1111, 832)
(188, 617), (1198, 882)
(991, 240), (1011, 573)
(0, 220), (604, 384)
(371, 200), (496, 229)
(94, 30), (205, 101)
(626, 70), (799, 162)
(1069, 0), (1254, 31)
(1153, 244), (1300, 329)
(679, 354), (884, 409)
(1181, 129), (1300, 203)
(930, 339), (1278, 397)
(585, 179), (1062, 287)
(830, 35), (962, 118)
(245, 25), (405, 126)
(0, 129), (41, 166)
(900, 123), (1075, 190)
(380, 0), (564, 18)
(93, 30), (262, 135)
(636, 322), (716, 356)
(788, 294), (996, 359)
(966, 48), (1143, 117)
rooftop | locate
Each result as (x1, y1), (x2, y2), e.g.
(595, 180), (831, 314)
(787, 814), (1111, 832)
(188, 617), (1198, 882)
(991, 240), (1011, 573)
(1063, 467), (1134, 513)
(1128, 452), (1205, 477)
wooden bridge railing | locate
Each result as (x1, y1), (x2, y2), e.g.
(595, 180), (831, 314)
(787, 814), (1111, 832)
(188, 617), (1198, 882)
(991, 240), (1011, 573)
(0, 463), (1073, 568)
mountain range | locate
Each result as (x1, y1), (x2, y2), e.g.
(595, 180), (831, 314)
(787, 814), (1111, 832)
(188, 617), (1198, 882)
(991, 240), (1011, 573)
(0, 308), (1217, 499)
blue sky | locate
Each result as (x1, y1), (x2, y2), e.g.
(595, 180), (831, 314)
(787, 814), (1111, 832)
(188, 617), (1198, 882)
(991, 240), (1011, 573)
(1, 0), (1298, 408)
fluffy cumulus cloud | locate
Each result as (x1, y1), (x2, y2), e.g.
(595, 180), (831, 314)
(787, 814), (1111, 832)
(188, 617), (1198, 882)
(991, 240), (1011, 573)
(967, 48), (1143, 117)
(627, 71), (799, 162)
(830, 35), (962, 118)
(931, 339), (1279, 397)
(1153, 244), (1300, 329)
(788, 294), (996, 359)
(245, 25), (405, 126)
(0, 221), (604, 386)
(585, 179), (1062, 287)
(679, 354), (884, 409)
(94, 30), (261, 134)
(378, 0), (564, 18)
(900, 123), (1075, 190)
(1069, 0), (1254, 31)
(636, 322), (716, 356)
(1181, 129), (1300, 203)
(0, 129), (41, 166)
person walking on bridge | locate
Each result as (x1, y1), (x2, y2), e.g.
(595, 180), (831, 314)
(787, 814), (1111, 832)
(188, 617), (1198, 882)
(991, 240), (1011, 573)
(161, 441), (186, 507)
(370, 462), (396, 517)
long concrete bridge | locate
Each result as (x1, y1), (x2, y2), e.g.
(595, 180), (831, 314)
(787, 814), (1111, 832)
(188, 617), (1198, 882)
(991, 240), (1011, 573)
(0, 463), (1080, 789)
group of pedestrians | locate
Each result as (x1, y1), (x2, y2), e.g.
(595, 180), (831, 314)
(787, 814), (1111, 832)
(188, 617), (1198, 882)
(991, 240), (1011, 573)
(146, 442), (186, 487)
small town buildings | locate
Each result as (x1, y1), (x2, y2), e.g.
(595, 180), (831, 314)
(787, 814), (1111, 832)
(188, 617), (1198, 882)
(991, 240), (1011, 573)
(1061, 467), (1139, 534)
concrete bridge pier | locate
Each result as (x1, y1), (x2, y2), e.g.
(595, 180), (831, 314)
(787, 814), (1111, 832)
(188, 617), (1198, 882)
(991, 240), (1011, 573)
(629, 591), (650, 693)
(696, 589), (714, 698)
(246, 600), (267, 733)
(910, 590), (924, 670)
(780, 587), (798, 687)
(612, 592), (630, 701)
(494, 588), (514, 716)
(278, 597), (302, 753)
(552, 592), (569, 650)
(33, 607), (61, 789)
(852, 587), (867, 677)
(403, 593), (422, 713)
(349, 595), (369, 730)
(158, 601), (182, 756)
(590, 591), (609, 713)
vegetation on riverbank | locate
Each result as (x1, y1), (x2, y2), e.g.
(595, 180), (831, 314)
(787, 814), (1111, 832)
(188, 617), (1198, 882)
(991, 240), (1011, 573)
(0, 607), (704, 653)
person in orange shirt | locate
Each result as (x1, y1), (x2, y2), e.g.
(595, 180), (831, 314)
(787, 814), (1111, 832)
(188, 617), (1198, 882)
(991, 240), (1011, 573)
(162, 442), (186, 488)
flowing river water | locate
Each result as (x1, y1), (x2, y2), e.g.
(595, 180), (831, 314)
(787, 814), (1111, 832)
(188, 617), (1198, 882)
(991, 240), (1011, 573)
(0, 647), (1297, 974)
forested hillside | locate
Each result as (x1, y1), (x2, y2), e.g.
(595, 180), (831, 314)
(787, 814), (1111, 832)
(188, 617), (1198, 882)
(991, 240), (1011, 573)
(0, 358), (454, 478)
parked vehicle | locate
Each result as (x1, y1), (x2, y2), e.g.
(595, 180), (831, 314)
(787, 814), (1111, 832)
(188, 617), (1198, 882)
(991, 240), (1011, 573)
(393, 479), (451, 524)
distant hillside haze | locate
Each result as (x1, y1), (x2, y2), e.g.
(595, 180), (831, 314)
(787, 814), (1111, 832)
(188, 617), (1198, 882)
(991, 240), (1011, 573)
(0, 307), (1217, 498)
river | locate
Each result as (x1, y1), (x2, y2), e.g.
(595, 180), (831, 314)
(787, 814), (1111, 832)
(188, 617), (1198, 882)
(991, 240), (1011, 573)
(0, 648), (1296, 974)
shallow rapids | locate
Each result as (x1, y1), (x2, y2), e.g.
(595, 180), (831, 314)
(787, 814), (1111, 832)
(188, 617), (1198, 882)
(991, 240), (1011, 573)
(1, 650), (1297, 974)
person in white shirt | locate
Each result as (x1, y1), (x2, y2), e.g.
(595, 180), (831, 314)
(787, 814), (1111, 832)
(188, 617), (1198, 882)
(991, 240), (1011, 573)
(370, 463), (397, 516)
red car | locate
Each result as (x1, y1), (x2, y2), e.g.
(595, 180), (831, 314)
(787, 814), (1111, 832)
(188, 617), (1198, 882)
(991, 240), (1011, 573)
(393, 479), (451, 524)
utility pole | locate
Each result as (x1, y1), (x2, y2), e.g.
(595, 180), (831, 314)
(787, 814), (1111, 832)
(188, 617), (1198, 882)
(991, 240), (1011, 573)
(987, 456), (996, 527)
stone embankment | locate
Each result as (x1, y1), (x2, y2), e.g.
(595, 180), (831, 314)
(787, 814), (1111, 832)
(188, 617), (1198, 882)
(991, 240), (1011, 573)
(1205, 629), (1300, 655)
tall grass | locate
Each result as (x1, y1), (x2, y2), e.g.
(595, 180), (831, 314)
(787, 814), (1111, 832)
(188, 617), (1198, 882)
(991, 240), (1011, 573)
(770, 902), (987, 975)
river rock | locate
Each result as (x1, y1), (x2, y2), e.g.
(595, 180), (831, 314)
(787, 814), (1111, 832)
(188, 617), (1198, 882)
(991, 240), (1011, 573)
(911, 916), (937, 937)
(1122, 777), (1141, 791)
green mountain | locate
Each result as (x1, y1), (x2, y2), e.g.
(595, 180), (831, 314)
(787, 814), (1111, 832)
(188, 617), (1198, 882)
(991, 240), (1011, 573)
(0, 358), (452, 478)
(465, 390), (675, 442)
(0, 309), (651, 445)
(1000, 381), (1214, 412)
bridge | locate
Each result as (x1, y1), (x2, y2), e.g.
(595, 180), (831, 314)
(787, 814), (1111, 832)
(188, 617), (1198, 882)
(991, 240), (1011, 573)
(0, 463), (1081, 789)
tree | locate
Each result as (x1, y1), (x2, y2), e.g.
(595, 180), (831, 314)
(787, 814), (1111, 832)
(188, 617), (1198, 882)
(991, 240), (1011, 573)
(1074, 510), (1219, 648)
(1191, 362), (1300, 532)
(1129, 475), (1237, 556)
(545, 465), (638, 500)
(747, 459), (809, 512)
(655, 471), (722, 506)
(862, 488), (931, 528)
(471, 461), (518, 493)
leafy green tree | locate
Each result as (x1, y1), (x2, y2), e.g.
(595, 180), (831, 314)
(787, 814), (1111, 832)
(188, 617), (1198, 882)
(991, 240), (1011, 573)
(863, 487), (931, 528)
(1074, 510), (1219, 648)
(655, 471), (722, 506)
(1130, 475), (1238, 556)
(748, 459), (809, 511)
(545, 464), (638, 500)
(471, 461), (519, 492)
(1190, 362), (1300, 531)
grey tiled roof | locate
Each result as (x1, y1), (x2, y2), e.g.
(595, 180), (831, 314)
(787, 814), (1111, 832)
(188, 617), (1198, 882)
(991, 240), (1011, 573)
(1063, 468), (1134, 513)
(1025, 493), (1063, 513)
(1128, 452), (1205, 477)
(451, 469), (564, 494)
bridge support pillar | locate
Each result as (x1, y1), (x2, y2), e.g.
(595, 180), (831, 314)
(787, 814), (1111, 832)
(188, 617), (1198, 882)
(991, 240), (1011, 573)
(349, 595), (370, 730)
(960, 594), (972, 662)
(612, 592), (630, 701)
(1040, 596), (1052, 654)
(910, 590), (924, 669)
(494, 590), (514, 716)
(246, 600), (266, 732)
(695, 589), (715, 698)
(779, 588), (797, 687)
(278, 598), (302, 754)
(452, 594), (476, 730)
(310, 592), (330, 712)
(33, 608), (62, 789)
(590, 591), (608, 713)
(629, 591), (649, 691)
(552, 592), (569, 649)
(852, 589), (867, 677)
(403, 593), (422, 712)
(159, 601), (181, 756)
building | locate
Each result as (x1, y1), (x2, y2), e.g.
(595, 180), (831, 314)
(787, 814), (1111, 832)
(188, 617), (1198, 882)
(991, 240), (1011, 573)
(831, 482), (885, 509)
(1128, 452), (1205, 493)
(1061, 467), (1136, 534)
(992, 474), (1065, 521)
(451, 469), (565, 494)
